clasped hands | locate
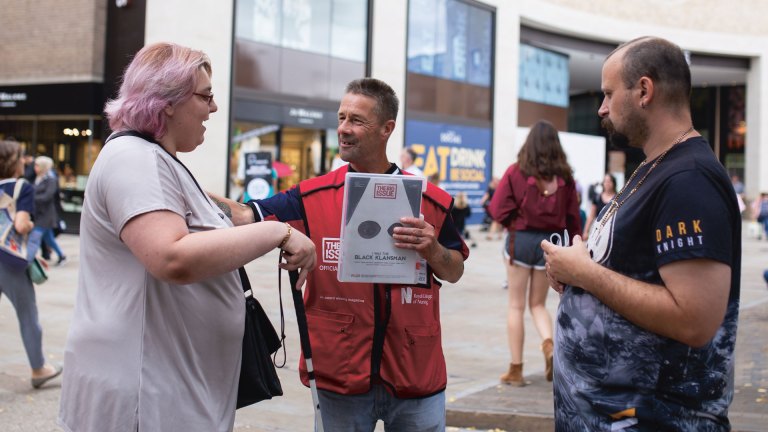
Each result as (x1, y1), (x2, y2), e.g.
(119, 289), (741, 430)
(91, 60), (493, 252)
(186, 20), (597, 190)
(541, 235), (594, 294)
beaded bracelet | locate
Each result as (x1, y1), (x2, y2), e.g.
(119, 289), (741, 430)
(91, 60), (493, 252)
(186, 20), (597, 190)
(278, 223), (292, 249)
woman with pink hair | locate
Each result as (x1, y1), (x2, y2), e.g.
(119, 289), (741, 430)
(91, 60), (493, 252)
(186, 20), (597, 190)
(58, 42), (316, 432)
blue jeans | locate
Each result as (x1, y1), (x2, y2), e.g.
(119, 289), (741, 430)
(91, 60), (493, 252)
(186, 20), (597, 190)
(317, 385), (445, 432)
(0, 262), (45, 369)
(36, 227), (64, 260)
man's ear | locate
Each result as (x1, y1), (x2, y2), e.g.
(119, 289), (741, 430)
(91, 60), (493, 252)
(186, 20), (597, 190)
(381, 119), (395, 139)
(638, 76), (655, 106)
(163, 103), (175, 117)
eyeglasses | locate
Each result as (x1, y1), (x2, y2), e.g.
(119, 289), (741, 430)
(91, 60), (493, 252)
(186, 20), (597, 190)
(192, 92), (214, 106)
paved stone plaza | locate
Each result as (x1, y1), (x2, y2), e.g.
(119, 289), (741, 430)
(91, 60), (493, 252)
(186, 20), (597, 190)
(1, 227), (766, 431)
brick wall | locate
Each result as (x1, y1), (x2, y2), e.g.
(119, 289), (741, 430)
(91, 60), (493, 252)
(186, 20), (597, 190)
(0, 0), (107, 85)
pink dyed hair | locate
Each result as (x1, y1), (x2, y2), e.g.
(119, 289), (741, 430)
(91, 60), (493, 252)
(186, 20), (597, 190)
(104, 42), (212, 139)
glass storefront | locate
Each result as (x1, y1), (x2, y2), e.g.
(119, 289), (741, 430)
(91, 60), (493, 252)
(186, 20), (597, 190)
(0, 115), (103, 233)
(405, 0), (495, 224)
(231, 0), (369, 200)
(230, 121), (335, 200)
(234, 0), (368, 99)
(0, 81), (104, 233)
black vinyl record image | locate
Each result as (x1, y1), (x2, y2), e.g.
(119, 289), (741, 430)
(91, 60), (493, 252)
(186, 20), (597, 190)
(387, 222), (403, 237)
(358, 220), (382, 239)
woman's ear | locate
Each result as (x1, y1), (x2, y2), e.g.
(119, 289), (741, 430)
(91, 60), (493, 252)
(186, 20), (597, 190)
(163, 103), (175, 117)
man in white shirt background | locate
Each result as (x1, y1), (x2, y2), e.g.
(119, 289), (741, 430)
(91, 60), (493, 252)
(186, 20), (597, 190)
(400, 146), (424, 177)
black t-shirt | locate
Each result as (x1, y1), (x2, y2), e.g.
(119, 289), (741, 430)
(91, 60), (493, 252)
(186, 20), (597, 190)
(556, 137), (741, 430)
(590, 137), (740, 279)
(590, 192), (610, 218)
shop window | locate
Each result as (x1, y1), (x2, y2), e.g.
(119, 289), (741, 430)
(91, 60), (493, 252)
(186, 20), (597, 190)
(518, 44), (570, 108)
(407, 0), (492, 87)
(408, 0), (440, 76)
(235, 0), (368, 97)
(236, 0), (367, 62)
(282, 0), (332, 55)
(467, 5), (492, 87)
(230, 121), (279, 201)
(330, 0), (368, 61)
(236, 0), (282, 45)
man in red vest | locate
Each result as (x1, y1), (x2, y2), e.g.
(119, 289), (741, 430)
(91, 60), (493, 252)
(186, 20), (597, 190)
(215, 78), (469, 431)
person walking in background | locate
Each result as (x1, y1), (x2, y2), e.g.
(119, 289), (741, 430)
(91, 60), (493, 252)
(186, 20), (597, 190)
(543, 36), (740, 430)
(489, 120), (581, 386)
(427, 171), (443, 189)
(0, 140), (62, 389)
(58, 42), (316, 432)
(481, 176), (503, 240)
(22, 152), (36, 183)
(32, 156), (66, 265)
(731, 174), (745, 196)
(575, 182), (587, 229)
(752, 192), (768, 239)
(213, 78), (469, 431)
(452, 191), (476, 248)
(730, 174), (746, 215)
(582, 173), (617, 240)
(400, 146), (424, 177)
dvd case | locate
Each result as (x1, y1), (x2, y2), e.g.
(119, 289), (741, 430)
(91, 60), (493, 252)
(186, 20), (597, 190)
(337, 173), (426, 284)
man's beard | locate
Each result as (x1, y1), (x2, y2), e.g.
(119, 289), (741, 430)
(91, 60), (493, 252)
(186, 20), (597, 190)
(601, 110), (648, 150)
(602, 117), (631, 149)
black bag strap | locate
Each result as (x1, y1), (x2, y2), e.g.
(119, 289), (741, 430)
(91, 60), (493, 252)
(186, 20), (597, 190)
(239, 266), (286, 368)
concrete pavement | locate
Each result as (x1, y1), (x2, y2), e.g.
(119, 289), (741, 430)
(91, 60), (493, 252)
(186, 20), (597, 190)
(0, 226), (766, 431)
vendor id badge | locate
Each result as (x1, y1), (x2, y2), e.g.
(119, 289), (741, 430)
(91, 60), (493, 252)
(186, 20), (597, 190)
(338, 173), (426, 283)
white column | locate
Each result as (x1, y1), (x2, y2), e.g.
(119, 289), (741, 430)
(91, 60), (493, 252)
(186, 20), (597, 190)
(492, 2), (521, 178)
(369, 0), (408, 163)
(746, 53), (768, 199)
(144, 0), (234, 194)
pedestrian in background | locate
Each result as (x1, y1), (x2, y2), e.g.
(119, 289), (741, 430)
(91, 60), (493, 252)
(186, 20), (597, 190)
(452, 191), (476, 248)
(489, 120), (581, 386)
(400, 146), (424, 177)
(22, 152), (36, 183)
(32, 156), (66, 265)
(58, 42), (316, 432)
(752, 192), (768, 239)
(0, 140), (62, 389)
(582, 173), (616, 240)
(543, 36), (741, 430)
(481, 176), (503, 240)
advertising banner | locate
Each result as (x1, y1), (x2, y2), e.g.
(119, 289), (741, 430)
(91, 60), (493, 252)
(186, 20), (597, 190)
(404, 119), (491, 225)
(243, 151), (275, 202)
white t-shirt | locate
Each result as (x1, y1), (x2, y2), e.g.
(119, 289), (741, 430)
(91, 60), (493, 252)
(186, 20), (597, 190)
(403, 164), (424, 177)
(59, 134), (244, 432)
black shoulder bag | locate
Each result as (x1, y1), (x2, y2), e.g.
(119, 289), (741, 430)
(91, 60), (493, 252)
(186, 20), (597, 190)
(236, 267), (285, 408)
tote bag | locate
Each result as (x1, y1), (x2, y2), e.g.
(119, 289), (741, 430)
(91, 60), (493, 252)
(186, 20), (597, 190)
(0, 179), (42, 270)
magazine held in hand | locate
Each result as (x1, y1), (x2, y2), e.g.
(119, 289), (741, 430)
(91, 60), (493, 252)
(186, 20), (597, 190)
(338, 173), (427, 284)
